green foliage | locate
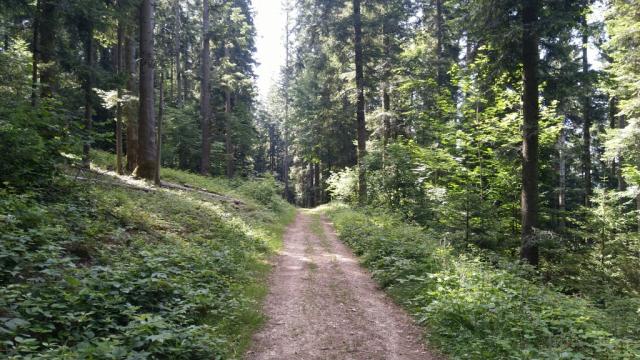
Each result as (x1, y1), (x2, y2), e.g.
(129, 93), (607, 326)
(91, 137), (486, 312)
(0, 41), (73, 191)
(0, 39), (32, 99)
(161, 105), (203, 173)
(323, 204), (640, 359)
(540, 188), (640, 333)
(236, 175), (285, 210)
(0, 162), (294, 358)
(606, 0), (640, 134)
(326, 167), (358, 204)
(0, 100), (71, 191)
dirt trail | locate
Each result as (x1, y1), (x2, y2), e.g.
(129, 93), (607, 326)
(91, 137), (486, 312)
(246, 211), (438, 360)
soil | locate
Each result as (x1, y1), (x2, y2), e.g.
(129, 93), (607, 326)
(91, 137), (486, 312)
(245, 211), (440, 360)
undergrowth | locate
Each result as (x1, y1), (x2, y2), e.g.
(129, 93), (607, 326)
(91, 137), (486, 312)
(322, 203), (640, 359)
(0, 155), (294, 359)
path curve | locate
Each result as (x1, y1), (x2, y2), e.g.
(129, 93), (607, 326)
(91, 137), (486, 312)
(246, 211), (439, 360)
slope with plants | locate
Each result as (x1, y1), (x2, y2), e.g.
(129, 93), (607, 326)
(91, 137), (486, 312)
(1, 152), (294, 359)
(322, 204), (640, 359)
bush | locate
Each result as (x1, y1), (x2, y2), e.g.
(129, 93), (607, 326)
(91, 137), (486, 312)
(0, 101), (68, 190)
(324, 205), (640, 359)
(0, 167), (294, 359)
(237, 175), (286, 211)
(326, 167), (358, 204)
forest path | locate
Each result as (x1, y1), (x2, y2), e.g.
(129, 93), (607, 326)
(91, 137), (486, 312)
(245, 210), (438, 360)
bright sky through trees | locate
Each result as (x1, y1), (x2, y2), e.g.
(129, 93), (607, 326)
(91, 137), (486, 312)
(253, 0), (286, 100)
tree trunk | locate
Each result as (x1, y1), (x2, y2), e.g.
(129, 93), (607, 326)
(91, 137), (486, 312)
(200, 0), (211, 175)
(133, 0), (157, 180)
(557, 126), (566, 231)
(224, 45), (234, 178)
(609, 97), (616, 188)
(116, 20), (124, 175)
(169, 59), (174, 101)
(520, 0), (540, 266)
(269, 125), (276, 172)
(174, 1), (182, 106)
(31, 0), (40, 107)
(435, 0), (446, 88)
(30, 0), (57, 105)
(382, 18), (391, 163)
(382, 14), (391, 200)
(314, 162), (321, 205)
(353, 0), (367, 204)
(283, 1), (292, 202)
(637, 194), (640, 234)
(307, 163), (314, 208)
(82, 23), (94, 169)
(39, 0), (56, 98)
(125, 31), (138, 173)
(156, 72), (163, 185)
(582, 17), (592, 206)
(616, 101), (626, 191)
(182, 44), (189, 103)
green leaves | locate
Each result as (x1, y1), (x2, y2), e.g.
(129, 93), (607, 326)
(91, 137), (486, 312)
(326, 205), (640, 359)
(0, 165), (294, 358)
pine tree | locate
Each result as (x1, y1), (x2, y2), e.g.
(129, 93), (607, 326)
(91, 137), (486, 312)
(520, 0), (540, 265)
(200, 0), (212, 175)
(133, 0), (157, 180)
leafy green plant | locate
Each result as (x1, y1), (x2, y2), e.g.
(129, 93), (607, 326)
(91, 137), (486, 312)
(0, 100), (70, 191)
(0, 160), (294, 359)
(322, 204), (640, 359)
(326, 167), (358, 204)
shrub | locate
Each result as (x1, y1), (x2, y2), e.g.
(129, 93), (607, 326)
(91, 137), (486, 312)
(0, 167), (294, 359)
(326, 167), (358, 204)
(0, 101), (69, 191)
(237, 175), (286, 210)
(324, 205), (640, 359)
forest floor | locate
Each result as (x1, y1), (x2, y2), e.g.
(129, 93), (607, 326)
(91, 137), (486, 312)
(245, 211), (438, 360)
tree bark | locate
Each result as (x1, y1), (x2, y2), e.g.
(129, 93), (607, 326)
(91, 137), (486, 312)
(155, 72), (163, 185)
(224, 45), (234, 178)
(435, 0), (446, 88)
(39, 0), (56, 98)
(557, 126), (566, 231)
(314, 162), (321, 205)
(307, 163), (314, 208)
(269, 124), (276, 172)
(30, 0), (57, 105)
(382, 18), (391, 161)
(116, 20), (124, 175)
(174, 0), (182, 107)
(520, 0), (540, 266)
(125, 31), (138, 173)
(169, 59), (174, 101)
(637, 194), (640, 234)
(353, 0), (367, 204)
(615, 99), (626, 191)
(31, 0), (40, 107)
(200, 0), (212, 175)
(582, 17), (592, 206)
(283, 1), (292, 202)
(81, 23), (95, 169)
(133, 0), (157, 180)
(182, 43), (189, 103)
